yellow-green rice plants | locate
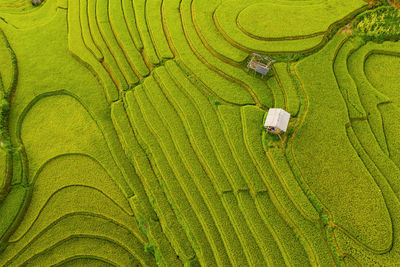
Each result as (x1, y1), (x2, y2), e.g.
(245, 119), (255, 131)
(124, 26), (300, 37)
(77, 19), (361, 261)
(0, 0), (60, 29)
(0, 0), (32, 11)
(125, 88), (230, 266)
(273, 63), (300, 117)
(0, 185), (30, 248)
(191, 0), (248, 63)
(2, 0), (400, 265)
(218, 106), (316, 262)
(122, 0), (144, 55)
(109, 0), (149, 78)
(111, 101), (198, 264)
(351, 118), (400, 199)
(5, 156), (136, 242)
(365, 52), (400, 107)
(267, 145), (320, 221)
(132, 0), (160, 66)
(0, 149), (6, 191)
(121, 0), (143, 51)
(141, 76), (248, 266)
(237, 0), (366, 39)
(361, 42), (400, 169)
(378, 98), (400, 171)
(332, 37), (366, 119)
(164, 61), (290, 266)
(266, 76), (286, 110)
(162, 0), (255, 105)
(86, 0), (130, 92)
(214, 0), (366, 53)
(20, 236), (143, 266)
(0, 30), (16, 98)
(96, 0), (139, 87)
(153, 66), (270, 265)
(68, 0), (119, 101)
(295, 33), (393, 253)
(213, 0), (323, 53)
(153, 67), (232, 193)
(221, 192), (266, 266)
(241, 105), (333, 266)
(145, 0), (173, 60)
(235, 191), (287, 266)
(18, 93), (133, 197)
(165, 60), (249, 191)
(10, 152), (22, 186)
(78, 0), (103, 61)
(255, 191), (313, 266)
(181, 0), (273, 108)
(347, 41), (390, 154)
(217, 105), (267, 193)
(2, 193), (154, 265)
(338, 126), (400, 265)
(8, 158), (134, 235)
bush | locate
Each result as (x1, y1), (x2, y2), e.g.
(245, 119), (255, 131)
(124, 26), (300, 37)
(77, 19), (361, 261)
(1, 99), (9, 114)
(353, 5), (400, 41)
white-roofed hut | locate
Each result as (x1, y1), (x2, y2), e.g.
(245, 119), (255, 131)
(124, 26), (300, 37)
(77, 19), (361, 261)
(264, 108), (290, 134)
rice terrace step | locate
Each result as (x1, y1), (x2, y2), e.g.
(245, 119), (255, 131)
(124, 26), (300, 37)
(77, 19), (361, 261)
(0, 0), (399, 266)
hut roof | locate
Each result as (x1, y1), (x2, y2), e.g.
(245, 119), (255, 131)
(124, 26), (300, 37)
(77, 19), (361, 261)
(264, 108), (290, 132)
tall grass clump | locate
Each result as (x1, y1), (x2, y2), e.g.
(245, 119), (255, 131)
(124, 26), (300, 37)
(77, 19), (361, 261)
(353, 5), (400, 41)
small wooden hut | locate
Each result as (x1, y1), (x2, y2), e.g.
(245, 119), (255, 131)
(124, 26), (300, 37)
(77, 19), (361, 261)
(247, 53), (275, 76)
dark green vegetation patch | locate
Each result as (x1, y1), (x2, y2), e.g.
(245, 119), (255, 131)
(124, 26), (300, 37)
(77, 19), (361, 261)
(353, 5), (400, 41)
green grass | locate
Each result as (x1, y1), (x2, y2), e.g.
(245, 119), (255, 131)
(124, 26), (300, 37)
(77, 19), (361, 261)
(1, 1), (400, 266)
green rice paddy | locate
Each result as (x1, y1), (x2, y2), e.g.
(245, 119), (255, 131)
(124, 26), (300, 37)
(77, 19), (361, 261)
(0, 0), (399, 266)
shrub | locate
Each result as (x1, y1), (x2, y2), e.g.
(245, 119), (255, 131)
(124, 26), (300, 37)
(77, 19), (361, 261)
(353, 5), (400, 41)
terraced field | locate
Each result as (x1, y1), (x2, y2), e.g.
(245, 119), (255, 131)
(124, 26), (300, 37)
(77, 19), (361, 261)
(0, 0), (399, 266)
